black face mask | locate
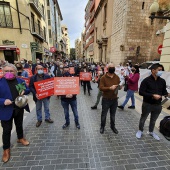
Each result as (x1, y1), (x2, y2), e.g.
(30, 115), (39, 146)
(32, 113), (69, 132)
(17, 67), (22, 70)
(131, 69), (135, 72)
(108, 67), (115, 74)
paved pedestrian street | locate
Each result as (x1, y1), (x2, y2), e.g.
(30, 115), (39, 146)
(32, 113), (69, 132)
(0, 83), (170, 170)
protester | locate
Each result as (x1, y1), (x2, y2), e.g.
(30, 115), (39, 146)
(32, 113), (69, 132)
(20, 58), (29, 68)
(29, 65), (53, 127)
(91, 70), (103, 109)
(0, 63), (30, 163)
(136, 64), (170, 140)
(15, 63), (28, 78)
(118, 65), (140, 110)
(99, 63), (120, 134)
(60, 71), (80, 129)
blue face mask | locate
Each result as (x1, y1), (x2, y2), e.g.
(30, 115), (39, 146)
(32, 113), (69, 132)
(37, 70), (44, 75)
(156, 71), (163, 77)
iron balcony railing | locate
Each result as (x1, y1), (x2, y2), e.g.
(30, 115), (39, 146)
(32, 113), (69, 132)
(32, 22), (44, 40)
(29, 0), (43, 17)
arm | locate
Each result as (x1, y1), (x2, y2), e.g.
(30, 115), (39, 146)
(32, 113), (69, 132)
(29, 76), (36, 95)
(162, 80), (168, 96)
(99, 77), (110, 91)
(50, 66), (55, 77)
(139, 79), (153, 97)
(128, 73), (139, 84)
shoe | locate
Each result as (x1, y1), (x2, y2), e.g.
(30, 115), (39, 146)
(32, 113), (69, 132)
(90, 88), (93, 90)
(91, 106), (97, 109)
(147, 131), (160, 140)
(128, 106), (135, 109)
(75, 122), (80, 129)
(36, 121), (42, 127)
(136, 130), (143, 139)
(17, 138), (30, 146)
(2, 149), (10, 163)
(117, 106), (124, 110)
(111, 126), (118, 134)
(100, 127), (104, 134)
(89, 93), (91, 96)
(45, 119), (54, 123)
(62, 123), (70, 129)
(167, 106), (170, 110)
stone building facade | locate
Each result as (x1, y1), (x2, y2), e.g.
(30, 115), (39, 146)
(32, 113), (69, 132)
(110, 0), (166, 65)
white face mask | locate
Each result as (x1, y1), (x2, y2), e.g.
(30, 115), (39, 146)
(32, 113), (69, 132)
(60, 65), (63, 68)
(37, 61), (40, 64)
(21, 60), (24, 64)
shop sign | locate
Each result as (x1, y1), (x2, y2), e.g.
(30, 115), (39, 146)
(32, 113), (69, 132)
(21, 44), (28, 48)
(16, 48), (20, 55)
(30, 42), (38, 51)
(2, 40), (15, 45)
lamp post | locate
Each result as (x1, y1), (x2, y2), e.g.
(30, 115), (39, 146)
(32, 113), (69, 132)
(149, 0), (170, 24)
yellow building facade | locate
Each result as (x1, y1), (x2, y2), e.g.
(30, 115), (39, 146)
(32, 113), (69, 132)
(0, 0), (48, 63)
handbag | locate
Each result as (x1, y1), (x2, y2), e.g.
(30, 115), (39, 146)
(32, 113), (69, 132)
(124, 83), (128, 92)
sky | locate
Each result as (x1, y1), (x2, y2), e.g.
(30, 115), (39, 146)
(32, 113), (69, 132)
(58, 0), (88, 48)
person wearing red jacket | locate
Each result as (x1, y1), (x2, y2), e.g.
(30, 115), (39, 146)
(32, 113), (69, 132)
(118, 65), (140, 110)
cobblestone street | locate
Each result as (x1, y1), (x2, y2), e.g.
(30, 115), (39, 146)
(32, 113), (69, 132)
(0, 83), (170, 170)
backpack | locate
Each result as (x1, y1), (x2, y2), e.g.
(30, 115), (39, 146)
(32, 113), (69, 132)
(160, 116), (170, 141)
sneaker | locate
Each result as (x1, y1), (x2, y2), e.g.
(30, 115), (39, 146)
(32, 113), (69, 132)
(111, 126), (118, 134)
(128, 106), (135, 109)
(147, 131), (160, 140)
(136, 130), (143, 139)
(62, 123), (70, 129)
(75, 122), (80, 129)
(91, 106), (97, 109)
(117, 106), (124, 110)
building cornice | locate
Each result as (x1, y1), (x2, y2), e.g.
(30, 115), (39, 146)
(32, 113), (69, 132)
(55, 0), (63, 20)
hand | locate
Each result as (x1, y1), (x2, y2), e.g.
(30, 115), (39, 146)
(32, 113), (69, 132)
(66, 94), (73, 98)
(4, 99), (12, 105)
(153, 94), (161, 100)
(36, 94), (40, 100)
(119, 85), (123, 90)
(110, 85), (118, 91)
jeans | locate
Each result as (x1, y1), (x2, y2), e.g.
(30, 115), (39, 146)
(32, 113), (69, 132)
(122, 89), (135, 107)
(1, 109), (24, 150)
(61, 100), (79, 124)
(36, 98), (50, 121)
(139, 102), (162, 132)
(95, 89), (102, 106)
(101, 98), (118, 128)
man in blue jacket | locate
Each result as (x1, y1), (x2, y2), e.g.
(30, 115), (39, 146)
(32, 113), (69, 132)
(29, 65), (53, 127)
(0, 63), (30, 163)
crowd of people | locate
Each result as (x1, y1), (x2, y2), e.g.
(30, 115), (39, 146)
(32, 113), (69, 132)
(0, 58), (170, 163)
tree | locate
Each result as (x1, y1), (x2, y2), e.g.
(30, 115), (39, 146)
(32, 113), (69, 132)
(70, 48), (76, 60)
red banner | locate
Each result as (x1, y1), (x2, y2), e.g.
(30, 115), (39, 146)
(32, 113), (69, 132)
(34, 78), (54, 99)
(18, 77), (30, 86)
(69, 67), (75, 74)
(24, 68), (33, 77)
(0, 69), (3, 78)
(80, 72), (92, 81)
(54, 77), (80, 95)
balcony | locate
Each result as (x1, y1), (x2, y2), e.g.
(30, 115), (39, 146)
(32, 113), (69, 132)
(31, 22), (44, 41)
(85, 37), (94, 50)
(90, 0), (95, 12)
(29, 0), (43, 17)
(90, 11), (95, 23)
(89, 24), (94, 34)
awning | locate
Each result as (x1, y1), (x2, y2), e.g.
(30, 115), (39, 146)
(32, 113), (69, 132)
(0, 45), (17, 50)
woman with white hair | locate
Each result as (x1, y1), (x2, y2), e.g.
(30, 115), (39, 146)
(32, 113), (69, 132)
(0, 63), (30, 163)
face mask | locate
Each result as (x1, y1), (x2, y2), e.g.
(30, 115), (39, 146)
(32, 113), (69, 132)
(99, 71), (103, 75)
(131, 69), (135, 72)
(17, 67), (22, 70)
(21, 61), (24, 64)
(60, 65), (63, 68)
(37, 61), (40, 64)
(108, 67), (115, 74)
(156, 71), (163, 77)
(4, 72), (15, 80)
(37, 70), (44, 75)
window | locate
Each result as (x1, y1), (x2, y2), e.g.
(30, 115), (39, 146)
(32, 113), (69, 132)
(142, 2), (145, 10)
(0, 2), (13, 27)
(46, 0), (49, 6)
(38, 20), (40, 34)
(47, 10), (51, 25)
(31, 13), (35, 32)
(44, 26), (46, 41)
(49, 29), (51, 38)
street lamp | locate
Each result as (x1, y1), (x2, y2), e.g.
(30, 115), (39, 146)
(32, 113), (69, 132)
(149, 0), (170, 25)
